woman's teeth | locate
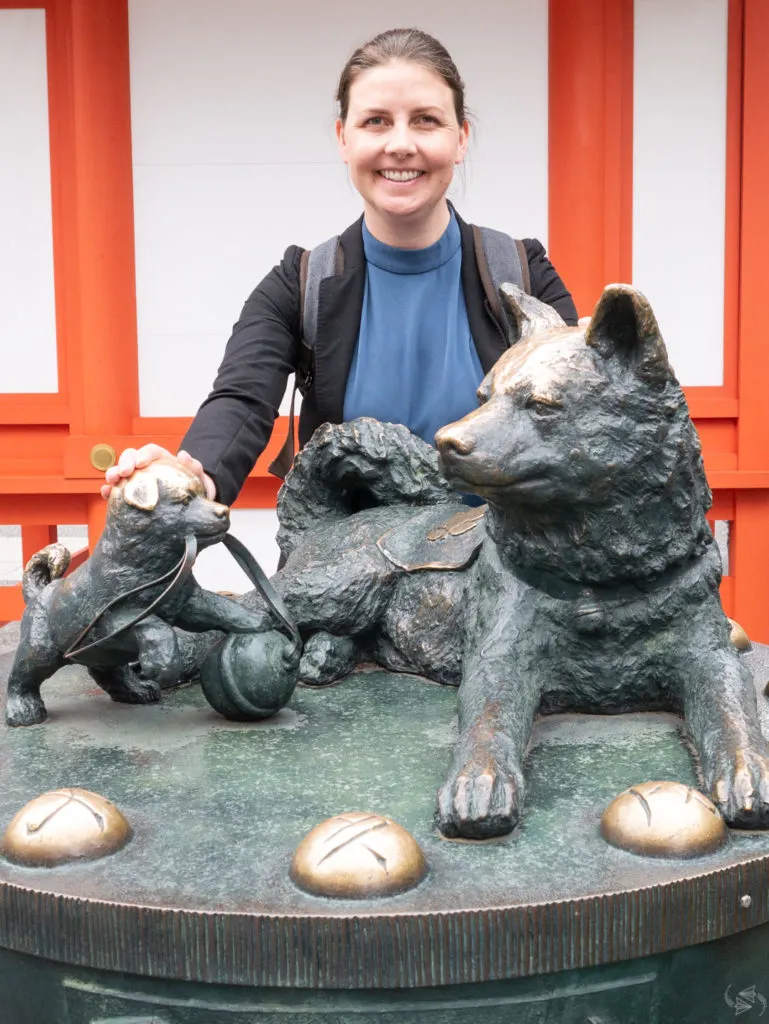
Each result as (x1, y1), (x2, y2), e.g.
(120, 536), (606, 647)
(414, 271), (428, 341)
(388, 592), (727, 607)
(379, 170), (423, 181)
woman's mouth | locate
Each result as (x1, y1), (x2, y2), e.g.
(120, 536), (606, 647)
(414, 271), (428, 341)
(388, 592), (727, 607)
(377, 170), (425, 182)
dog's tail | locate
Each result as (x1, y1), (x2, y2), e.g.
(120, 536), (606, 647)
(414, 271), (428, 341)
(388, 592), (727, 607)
(276, 418), (456, 558)
(22, 543), (71, 604)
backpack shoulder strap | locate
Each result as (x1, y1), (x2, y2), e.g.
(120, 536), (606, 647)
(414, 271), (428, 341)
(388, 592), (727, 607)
(302, 236), (343, 357)
(269, 236), (344, 480)
(472, 225), (530, 335)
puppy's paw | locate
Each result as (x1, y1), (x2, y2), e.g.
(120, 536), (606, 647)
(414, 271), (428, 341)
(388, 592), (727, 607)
(711, 747), (769, 828)
(299, 633), (356, 686)
(112, 676), (161, 704)
(5, 692), (47, 728)
(436, 739), (524, 839)
(105, 667), (161, 705)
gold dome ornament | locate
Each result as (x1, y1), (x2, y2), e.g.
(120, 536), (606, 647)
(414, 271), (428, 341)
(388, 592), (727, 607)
(601, 781), (728, 858)
(728, 618), (751, 651)
(290, 812), (428, 898)
(1, 788), (132, 867)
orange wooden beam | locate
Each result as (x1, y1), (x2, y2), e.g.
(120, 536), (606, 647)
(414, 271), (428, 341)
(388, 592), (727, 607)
(61, 0), (139, 546)
(731, 0), (769, 641)
(549, 0), (634, 317)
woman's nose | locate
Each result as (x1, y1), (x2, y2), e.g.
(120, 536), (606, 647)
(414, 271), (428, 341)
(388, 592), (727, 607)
(384, 122), (417, 156)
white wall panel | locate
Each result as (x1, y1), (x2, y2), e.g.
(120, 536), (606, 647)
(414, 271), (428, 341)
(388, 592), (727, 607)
(193, 509), (279, 592)
(129, 0), (549, 417)
(633, 0), (728, 386)
(0, 9), (57, 393)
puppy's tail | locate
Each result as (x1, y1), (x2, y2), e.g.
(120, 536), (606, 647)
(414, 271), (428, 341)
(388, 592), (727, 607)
(22, 543), (71, 604)
(276, 418), (455, 559)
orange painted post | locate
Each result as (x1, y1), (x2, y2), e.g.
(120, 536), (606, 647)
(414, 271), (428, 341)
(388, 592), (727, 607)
(21, 525), (57, 566)
(65, 0), (139, 548)
(548, 0), (634, 316)
(732, 0), (769, 642)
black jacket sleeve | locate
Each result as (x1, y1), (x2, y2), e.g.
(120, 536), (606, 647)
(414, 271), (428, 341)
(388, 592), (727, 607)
(523, 238), (578, 326)
(180, 246), (302, 505)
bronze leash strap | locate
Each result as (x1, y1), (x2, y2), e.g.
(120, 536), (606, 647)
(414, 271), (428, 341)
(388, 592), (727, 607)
(221, 533), (300, 648)
(64, 535), (198, 661)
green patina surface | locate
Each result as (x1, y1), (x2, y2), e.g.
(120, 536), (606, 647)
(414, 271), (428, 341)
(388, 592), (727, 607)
(3, 642), (769, 1022)
(1, 648), (769, 912)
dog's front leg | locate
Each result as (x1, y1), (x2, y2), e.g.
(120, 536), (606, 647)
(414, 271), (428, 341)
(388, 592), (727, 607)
(176, 587), (272, 634)
(437, 577), (540, 839)
(133, 615), (182, 691)
(681, 638), (769, 828)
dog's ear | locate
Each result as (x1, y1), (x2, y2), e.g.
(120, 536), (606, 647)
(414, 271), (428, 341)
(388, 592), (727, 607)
(498, 283), (532, 345)
(499, 282), (567, 345)
(585, 284), (670, 381)
(122, 471), (159, 511)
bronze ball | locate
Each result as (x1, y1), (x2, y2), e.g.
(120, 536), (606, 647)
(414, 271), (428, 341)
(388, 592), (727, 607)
(200, 630), (300, 721)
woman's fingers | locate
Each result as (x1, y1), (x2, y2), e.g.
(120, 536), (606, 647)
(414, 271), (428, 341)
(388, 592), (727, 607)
(134, 443), (171, 468)
(102, 444), (214, 500)
(178, 450), (217, 500)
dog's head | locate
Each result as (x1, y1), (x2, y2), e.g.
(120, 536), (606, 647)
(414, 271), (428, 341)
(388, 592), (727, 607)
(436, 283), (702, 514)
(108, 458), (230, 550)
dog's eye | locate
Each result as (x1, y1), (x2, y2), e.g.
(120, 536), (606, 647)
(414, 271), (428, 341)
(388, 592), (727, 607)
(476, 386), (490, 405)
(526, 396), (561, 416)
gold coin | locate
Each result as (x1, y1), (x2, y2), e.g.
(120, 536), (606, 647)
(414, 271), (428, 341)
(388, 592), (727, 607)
(89, 443), (117, 471)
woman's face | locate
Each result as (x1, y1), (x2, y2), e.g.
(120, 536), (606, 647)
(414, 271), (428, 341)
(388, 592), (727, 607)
(336, 60), (469, 240)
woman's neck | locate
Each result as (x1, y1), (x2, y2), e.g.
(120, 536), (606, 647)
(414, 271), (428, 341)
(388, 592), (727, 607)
(363, 201), (451, 250)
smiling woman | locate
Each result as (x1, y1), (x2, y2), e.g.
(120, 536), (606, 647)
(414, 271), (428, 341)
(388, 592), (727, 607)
(104, 27), (577, 508)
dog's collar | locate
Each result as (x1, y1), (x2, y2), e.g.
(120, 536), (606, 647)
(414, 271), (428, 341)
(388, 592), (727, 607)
(510, 556), (699, 604)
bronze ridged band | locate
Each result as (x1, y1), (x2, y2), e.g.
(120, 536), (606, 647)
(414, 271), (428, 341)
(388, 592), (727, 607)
(0, 853), (767, 989)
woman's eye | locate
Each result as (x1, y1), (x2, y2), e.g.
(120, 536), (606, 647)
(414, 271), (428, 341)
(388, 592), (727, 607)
(364, 116), (385, 127)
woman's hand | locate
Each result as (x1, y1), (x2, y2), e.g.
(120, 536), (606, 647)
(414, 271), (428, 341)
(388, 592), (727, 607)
(101, 445), (216, 501)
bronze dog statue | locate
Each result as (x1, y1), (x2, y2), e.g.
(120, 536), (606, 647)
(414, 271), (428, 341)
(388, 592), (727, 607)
(5, 459), (278, 727)
(217, 283), (769, 839)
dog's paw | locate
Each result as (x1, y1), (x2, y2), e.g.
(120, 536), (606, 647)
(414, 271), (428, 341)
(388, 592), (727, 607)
(436, 742), (524, 839)
(5, 692), (48, 728)
(299, 633), (357, 686)
(711, 748), (769, 828)
(109, 672), (161, 705)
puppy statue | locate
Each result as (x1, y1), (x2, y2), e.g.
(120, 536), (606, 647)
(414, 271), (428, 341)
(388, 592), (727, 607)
(5, 459), (300, 727)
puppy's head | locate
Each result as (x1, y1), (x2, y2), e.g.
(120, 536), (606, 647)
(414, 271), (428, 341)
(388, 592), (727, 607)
(109, 458), (230, 549)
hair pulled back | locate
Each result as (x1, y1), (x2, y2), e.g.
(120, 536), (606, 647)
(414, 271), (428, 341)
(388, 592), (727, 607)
(336, 28), (466, 126)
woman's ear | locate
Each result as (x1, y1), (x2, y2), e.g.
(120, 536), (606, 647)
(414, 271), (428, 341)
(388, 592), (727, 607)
(335, 118), (349, 163)
(455, 119), (470, 164)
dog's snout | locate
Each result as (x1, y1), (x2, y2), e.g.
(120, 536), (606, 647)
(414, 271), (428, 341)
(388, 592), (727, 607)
(212, 502), (230, 519)
(435, 426), (475, 457)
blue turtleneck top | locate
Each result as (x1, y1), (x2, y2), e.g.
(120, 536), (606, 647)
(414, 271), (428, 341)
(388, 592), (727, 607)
(343, 210), (484, 447)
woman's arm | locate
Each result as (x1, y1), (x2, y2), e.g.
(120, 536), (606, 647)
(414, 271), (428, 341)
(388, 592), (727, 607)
(522, 238), (578, 326)
(179, 246), (303, 505)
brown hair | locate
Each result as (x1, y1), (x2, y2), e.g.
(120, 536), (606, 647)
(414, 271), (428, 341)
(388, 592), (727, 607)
(336, 28), (467, 125)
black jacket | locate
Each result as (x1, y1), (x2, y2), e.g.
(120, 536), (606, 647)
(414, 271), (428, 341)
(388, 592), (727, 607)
(182, 210), (578, 504)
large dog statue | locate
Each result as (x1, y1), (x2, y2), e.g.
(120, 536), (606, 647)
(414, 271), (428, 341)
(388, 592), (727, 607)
(230, 283), (769, 839)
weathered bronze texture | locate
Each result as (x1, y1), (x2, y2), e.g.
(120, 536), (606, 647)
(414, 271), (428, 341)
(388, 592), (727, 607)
(1, 787), (131, 867)
(601, 781), (728, 858)
(5, 459), (299, 727)
(177, 283), (767, 841)
(290, 812), (428, 898)
(88, 443), (117, 471)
